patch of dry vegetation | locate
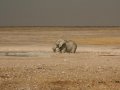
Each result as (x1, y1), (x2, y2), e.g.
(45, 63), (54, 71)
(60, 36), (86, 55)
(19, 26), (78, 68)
(0, 62), (120, 90)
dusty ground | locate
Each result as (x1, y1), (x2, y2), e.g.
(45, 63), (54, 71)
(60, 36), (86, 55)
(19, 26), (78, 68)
(0, 27), (120, 90)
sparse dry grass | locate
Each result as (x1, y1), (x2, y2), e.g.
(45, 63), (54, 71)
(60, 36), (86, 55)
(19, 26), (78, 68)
(74, 36), (120, 45)
(0, 54), (120, 90)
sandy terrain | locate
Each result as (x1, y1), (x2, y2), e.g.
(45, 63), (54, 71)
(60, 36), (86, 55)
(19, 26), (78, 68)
(0, 27), (120, 90)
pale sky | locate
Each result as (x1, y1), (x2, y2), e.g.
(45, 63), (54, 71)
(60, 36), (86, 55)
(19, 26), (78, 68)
(0, 0), (120, 26)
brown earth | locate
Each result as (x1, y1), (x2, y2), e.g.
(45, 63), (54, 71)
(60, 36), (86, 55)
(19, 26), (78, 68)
(0, 27), (120, 90)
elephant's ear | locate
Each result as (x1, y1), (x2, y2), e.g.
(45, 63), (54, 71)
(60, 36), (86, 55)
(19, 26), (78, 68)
(59, 39), (66, 48)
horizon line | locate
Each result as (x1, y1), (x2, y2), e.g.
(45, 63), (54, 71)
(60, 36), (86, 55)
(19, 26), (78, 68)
(0, 26), (120, 28)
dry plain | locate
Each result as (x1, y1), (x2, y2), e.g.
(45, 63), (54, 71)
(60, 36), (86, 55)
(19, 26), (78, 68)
(0, 27), (120, 90)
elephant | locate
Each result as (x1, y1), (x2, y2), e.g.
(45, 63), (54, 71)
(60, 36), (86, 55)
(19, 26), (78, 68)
(55, 39), (77, 53)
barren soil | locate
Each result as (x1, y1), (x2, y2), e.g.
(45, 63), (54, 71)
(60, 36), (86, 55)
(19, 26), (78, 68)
(0, 27), (120, 90)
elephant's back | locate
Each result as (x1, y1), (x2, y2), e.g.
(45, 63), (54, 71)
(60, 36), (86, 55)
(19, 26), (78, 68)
(66, 40), (77, 46)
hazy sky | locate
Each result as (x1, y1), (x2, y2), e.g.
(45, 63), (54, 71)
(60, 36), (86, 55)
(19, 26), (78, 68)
(0, 0), (120, 26)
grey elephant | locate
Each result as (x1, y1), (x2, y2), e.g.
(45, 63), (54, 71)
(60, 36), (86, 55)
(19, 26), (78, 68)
(54, 39), (77, 53)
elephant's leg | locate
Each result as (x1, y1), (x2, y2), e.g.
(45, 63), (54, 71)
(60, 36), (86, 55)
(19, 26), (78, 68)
(61, 48), (66, 53)
(71, 48), (76, 53)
